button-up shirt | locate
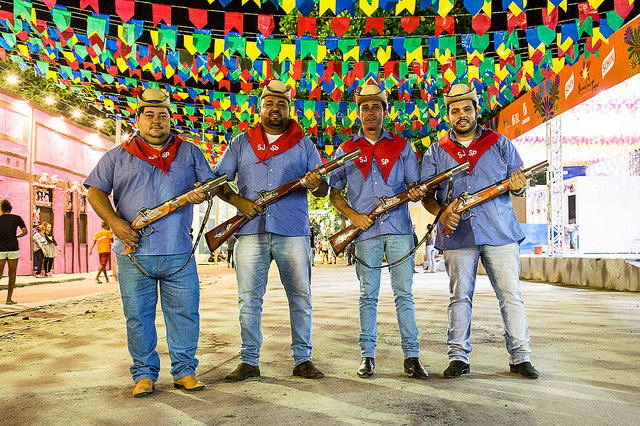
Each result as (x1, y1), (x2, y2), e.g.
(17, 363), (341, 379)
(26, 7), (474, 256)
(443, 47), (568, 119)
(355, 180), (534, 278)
(420, 126), (525, 250)
(213, 128), (322, 237)
(84, 136), (214, 255)
(329, 129), (420, 242)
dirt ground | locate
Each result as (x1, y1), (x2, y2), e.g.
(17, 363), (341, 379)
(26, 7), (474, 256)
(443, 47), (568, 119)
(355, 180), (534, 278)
(1, 262), (639, 425)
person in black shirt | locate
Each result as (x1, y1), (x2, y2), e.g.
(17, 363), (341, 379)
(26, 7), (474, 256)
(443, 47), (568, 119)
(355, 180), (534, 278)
(0, 200), (28, 305)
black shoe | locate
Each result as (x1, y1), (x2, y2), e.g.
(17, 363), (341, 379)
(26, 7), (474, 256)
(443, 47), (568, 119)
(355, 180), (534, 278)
(293, 361), (324, 379)
(509, 362), (539, 379)
(225, 362), (260, 382)
(443, 360), (470, 378)
(357, 357), (375, 378)
(404, 358), (429, 379)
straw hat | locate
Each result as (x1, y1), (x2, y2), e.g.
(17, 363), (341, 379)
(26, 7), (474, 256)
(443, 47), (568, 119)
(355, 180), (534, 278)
(355, 84), (388, 108)
(444, 83), (478, 107)
(260, 80), (292, 103)
(137, 88), (170, 109)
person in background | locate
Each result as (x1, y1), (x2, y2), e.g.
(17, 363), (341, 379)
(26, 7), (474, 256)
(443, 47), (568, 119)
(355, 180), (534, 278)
(320, 236), (330, 264)
(89, 222), (114, 284)
(33, 225), (47, 278)
(0, 200), (28, 304)
(425, 228), (436, 273)
(226, 235), (237, 268)
(309, 231), (315, 267)
(42, 222), (62, 277)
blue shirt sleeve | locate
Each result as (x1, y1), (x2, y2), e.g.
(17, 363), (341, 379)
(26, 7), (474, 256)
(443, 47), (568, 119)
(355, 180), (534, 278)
(213, 134), (241, 181)
(83, 147), (117, 194)
(402, 142), (420, 184)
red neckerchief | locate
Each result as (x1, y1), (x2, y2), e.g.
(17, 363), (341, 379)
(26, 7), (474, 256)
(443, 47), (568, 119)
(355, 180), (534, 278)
(121, 132), (182, 174)
(247, 121), (304, 164)
(340, 130), (406, 183)
(439, 128), (500, 173)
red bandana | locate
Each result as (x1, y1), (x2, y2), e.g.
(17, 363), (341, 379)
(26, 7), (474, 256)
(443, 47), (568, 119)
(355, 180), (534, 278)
(121, 133), (182, 174)
(340, 130), (406, 183)
(439, 128), (500, 173)
(247, 121), (304, 164)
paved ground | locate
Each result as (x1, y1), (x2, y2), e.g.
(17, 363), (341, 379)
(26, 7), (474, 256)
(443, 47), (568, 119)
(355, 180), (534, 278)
(1, 260), (639, 425)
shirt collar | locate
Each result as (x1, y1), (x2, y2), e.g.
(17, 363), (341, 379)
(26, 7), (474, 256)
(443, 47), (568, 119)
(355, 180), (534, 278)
(354, 127), (394, 144)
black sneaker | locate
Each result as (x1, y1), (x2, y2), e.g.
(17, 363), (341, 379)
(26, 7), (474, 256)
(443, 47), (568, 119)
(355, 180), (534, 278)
(509, 362), (539, 379)
(443, 360), (470, 378)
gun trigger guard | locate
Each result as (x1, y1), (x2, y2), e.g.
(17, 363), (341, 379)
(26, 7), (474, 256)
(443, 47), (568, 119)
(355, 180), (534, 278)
(460, 210), (474, 221)
(139, 224), (156, 237)
(257, 206), (268, 216)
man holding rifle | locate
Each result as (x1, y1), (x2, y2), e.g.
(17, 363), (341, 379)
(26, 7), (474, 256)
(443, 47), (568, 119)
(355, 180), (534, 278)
(213, 80), (328, 381)
(420, 83), (539, 379)
(85, 89), (215, 397)
(328, 84), (429, 379)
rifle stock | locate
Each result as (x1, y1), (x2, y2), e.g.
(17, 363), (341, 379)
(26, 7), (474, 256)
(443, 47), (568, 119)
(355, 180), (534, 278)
(442, 160), (549, 234)
(204, 149), (362, 253)
(329, 162), (470, 255)
(122, 174), (228, 255)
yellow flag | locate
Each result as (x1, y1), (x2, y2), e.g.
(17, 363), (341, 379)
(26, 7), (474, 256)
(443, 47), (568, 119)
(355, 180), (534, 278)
(279, 44), (296, 63)
(281, 0), (296, 14)
(320, 0), (337, 15)
(246, 41), (262, 62)
(360, 0), (379, 16)
(377, 46), (392, 65)
(183, 35), (197, 55)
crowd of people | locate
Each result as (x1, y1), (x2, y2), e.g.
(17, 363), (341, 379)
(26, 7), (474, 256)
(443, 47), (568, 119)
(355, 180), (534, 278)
(9, 80), (541, 399)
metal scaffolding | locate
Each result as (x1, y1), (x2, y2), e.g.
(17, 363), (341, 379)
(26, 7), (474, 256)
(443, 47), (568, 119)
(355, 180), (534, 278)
(546, 116), (564, 257)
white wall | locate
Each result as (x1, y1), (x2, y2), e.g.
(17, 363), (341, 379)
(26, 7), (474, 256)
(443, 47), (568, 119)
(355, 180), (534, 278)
(571, 176), (640, 254)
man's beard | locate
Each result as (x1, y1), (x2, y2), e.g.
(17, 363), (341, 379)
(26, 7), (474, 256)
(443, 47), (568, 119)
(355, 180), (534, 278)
(452, 117), (477, 137)
(264, 113), (287, 131)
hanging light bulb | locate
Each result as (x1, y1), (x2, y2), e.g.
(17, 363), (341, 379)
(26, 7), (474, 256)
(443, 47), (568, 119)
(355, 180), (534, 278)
(44, 95), (55, 105)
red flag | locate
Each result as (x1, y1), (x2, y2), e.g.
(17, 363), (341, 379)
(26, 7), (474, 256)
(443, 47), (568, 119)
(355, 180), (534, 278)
(542, 7), (558, 30)
(332, 17), (350, 37)
(115, 0), (134, 24)
(225, 12), (243, 35)
(298, 17), (316, 38)
(43, 0), (56, 10)
(578, 2), (599, 24)
(257, 15), (275, 37)
(189, 8), (208, 30)
(80, 0), (99, 13)
(472, 13), (491, 37)
(614, 0), (634, 20)
(507, 11), (527, 33)
(435, 15), (455, 37)
(365, 17), (384, 35)
(152, 3), (171, 27)
(401, 16), (420, 35)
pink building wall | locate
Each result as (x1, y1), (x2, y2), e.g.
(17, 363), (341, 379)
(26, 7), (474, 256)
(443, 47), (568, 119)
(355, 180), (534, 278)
(0, 88), (115, 276)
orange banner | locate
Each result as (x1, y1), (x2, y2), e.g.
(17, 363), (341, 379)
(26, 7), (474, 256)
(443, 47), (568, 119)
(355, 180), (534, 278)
(495, 15), (640, 140)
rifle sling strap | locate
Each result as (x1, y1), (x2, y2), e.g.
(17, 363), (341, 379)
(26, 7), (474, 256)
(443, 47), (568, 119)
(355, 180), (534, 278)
(127, 197), (213, 280)
(354, 177), (454, 270)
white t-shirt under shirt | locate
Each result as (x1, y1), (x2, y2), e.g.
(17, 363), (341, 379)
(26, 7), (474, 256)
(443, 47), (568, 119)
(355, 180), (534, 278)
(265, 133), (282, 144)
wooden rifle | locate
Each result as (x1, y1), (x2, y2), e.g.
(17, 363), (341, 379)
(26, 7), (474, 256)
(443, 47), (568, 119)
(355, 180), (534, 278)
(442, 160), (549, 234)
(122, 174), (228, 254)
(329, 161), (470, 255)
(204, 149), (362, 253)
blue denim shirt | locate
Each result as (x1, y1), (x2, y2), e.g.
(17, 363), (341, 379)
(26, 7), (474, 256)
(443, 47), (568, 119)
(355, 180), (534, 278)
(84, 136), (215, 255)
(213, 128), (322, 237)
(329, 129), (420, 242)
(420, 126), (525, 250)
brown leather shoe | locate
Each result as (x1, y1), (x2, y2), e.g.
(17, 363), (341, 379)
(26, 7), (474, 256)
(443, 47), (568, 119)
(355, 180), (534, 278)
(225, 363), (260, 382)
(293, 361), (324, 379)
(132, 378), (155, 398)
(173, 375), (206, 391)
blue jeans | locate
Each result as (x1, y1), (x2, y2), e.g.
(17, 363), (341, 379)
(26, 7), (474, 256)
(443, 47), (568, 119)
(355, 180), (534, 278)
(234, 233), (313, 366)
(116, 253), (200, 382)
(443, 243), (531, 365)
(354, 234), (419, 359)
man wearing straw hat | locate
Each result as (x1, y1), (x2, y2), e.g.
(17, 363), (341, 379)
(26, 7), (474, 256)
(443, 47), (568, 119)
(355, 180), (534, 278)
(85, 88), (215, 397)
(328, 83), (429, 379)
(213, 80), (328, 381)
(419, 83), (538, 379)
